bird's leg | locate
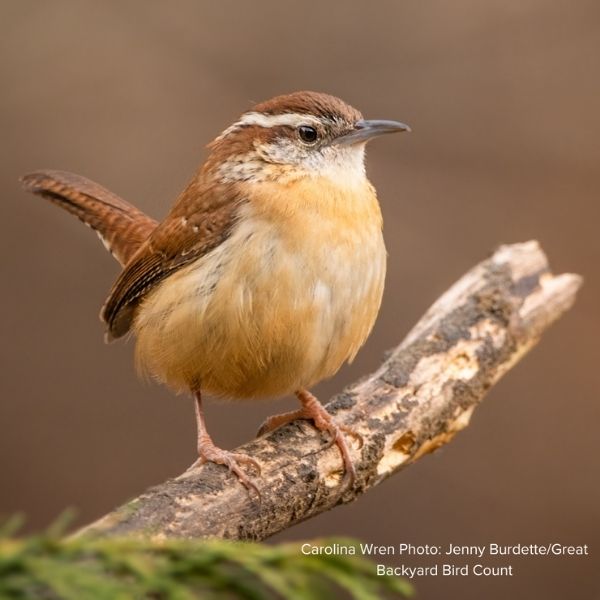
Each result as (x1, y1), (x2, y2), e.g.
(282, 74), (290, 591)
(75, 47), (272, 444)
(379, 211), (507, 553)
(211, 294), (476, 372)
(190, 390), (261, 495)
(257, 388), (362, 487)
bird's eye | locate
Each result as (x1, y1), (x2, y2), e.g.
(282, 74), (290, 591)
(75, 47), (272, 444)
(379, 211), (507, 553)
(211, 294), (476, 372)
(298, 125), (318, 144)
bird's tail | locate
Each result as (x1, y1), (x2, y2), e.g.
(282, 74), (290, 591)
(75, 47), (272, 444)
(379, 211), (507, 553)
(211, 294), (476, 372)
(21, 170), (158, 266)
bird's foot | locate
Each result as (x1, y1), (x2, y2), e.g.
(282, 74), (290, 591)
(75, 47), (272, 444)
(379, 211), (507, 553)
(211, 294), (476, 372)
(190, 436), (261, 496)
(257, 390), (362, 488)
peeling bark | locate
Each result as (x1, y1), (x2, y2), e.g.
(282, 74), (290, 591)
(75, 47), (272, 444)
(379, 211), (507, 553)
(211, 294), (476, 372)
(76, 241), (582, 541)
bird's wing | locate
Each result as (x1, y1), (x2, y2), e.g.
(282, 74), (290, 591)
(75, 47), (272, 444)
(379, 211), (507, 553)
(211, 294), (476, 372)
(100, 179), (246, 340)
(21, 170), (158, 266)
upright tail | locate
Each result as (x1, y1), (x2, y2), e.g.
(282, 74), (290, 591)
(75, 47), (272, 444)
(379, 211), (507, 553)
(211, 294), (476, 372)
(21, 170), (158, 266)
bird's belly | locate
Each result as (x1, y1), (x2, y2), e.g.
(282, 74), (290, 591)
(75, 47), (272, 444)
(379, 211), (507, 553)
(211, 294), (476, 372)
(133, 215), (386, 399)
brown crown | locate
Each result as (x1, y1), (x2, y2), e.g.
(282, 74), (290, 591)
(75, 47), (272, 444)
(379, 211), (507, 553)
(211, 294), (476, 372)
(250, 91), (362, 123)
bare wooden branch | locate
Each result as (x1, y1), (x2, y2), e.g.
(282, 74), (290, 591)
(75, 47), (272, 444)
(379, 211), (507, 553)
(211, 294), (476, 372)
(77, 241), (582, 541)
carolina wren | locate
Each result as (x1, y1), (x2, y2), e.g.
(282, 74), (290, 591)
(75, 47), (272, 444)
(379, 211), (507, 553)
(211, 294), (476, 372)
(22, 91), (409, 493)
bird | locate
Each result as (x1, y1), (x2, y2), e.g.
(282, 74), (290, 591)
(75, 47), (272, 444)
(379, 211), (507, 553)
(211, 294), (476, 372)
(22, 91), (409, 494)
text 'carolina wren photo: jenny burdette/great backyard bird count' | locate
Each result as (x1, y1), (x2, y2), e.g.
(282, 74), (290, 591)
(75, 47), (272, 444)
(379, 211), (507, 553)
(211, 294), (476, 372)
(22, 91), (410, 495)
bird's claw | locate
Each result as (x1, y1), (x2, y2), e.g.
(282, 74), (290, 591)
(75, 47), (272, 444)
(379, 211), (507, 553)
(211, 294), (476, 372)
(191, 444), (261, 498)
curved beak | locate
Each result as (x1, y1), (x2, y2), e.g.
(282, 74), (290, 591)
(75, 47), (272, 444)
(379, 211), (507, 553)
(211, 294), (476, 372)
(332, 119), (411, 146)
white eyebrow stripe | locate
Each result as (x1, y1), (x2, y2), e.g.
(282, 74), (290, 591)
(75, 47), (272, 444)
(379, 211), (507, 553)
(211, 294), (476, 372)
(216, 112), (323, 140)
(238, 112), (319, 128)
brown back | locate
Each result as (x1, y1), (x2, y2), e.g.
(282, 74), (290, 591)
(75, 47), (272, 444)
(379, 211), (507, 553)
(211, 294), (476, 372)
(100, 176), (245, 340)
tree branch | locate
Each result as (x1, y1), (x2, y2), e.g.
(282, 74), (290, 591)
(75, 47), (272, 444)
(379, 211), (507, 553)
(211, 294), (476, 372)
(77, 241), (582, 541)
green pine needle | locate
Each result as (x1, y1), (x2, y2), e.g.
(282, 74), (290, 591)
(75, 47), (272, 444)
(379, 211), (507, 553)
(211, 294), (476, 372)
(0, 519), (413, 599)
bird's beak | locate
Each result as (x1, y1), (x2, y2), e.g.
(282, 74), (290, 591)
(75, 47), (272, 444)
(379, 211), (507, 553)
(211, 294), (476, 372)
(332, 119), (411, 146)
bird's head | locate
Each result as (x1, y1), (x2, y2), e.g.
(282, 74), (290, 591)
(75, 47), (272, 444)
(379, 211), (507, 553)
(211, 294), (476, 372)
(205, 91), (410, 185)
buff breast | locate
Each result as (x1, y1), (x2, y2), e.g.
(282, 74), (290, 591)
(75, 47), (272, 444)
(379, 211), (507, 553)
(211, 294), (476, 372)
(133, 175), (386, 399)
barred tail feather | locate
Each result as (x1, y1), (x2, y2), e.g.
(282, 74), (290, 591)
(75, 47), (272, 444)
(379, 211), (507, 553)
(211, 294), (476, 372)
(21, 170), (158, 266)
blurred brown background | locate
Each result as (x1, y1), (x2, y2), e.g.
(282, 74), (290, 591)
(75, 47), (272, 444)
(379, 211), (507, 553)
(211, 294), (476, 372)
(1, 1), (598, 598)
